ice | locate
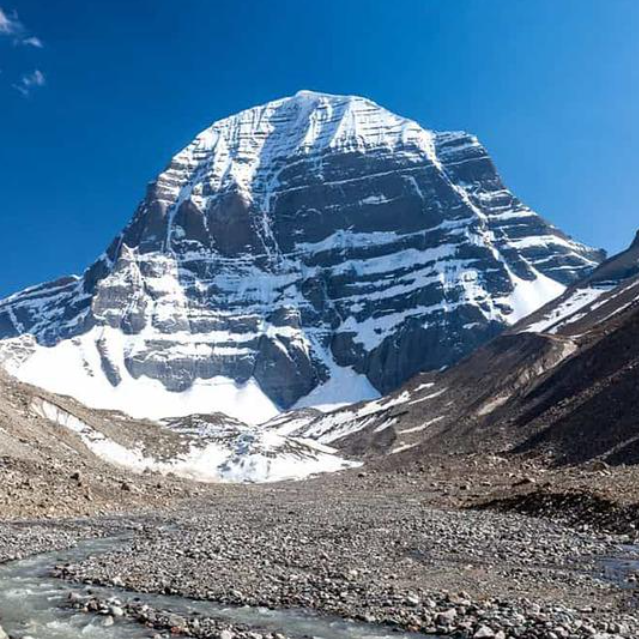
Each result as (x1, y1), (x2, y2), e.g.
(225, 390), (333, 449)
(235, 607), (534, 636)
(32, 399), (359, 483)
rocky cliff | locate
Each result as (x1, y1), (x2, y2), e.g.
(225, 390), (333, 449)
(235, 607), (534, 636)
(0, 91), (603, 422)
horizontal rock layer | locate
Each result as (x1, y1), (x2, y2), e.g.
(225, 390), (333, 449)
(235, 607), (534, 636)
(0, 91), (603, 419)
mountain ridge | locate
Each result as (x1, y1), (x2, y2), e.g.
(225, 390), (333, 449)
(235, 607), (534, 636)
(0, 91), (603, 423)
(283, 230), (639, 466)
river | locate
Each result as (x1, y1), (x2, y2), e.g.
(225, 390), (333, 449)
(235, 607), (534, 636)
(0, 535), (430, 639)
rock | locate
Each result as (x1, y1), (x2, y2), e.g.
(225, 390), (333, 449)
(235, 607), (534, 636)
(474, 626), (495, 638)
(0, 93), (602, 416)
(437, 608), (457, 624)
(588, 460), (610, 472)
(405, 593), (420, 606)
(167, 613), (186, 629)
(0, 624), (8, 639)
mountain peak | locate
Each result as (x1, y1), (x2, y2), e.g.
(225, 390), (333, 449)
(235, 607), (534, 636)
(0, 95), (603, 423)
(292, 89), (351, 100)
(190, 90), (425, 160)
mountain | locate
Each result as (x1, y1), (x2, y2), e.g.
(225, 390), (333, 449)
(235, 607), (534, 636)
(285, 231), (639, 465)
(0, 91), (603, 423)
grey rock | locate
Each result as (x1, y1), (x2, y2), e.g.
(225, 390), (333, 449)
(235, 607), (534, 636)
(0, 92), (603, 414)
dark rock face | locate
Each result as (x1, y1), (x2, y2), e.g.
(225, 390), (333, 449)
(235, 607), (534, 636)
(0, 91), (603, 416)
(290, 235), (639, 464)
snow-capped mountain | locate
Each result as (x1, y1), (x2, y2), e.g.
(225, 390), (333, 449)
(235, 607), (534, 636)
(0, 91), (603, 423)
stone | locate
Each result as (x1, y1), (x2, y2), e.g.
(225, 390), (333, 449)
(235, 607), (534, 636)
(437, 608), (457, 624)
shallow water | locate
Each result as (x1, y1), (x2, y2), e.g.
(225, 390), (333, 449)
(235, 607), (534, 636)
(0, 535), (430, 639)
(601, 544), (639, 591)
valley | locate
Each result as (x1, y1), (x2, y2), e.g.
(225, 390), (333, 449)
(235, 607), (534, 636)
(1, 91), (638, 639)
(1, 459), (639, 639)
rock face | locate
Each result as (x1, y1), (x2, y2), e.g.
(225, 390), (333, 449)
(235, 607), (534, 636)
(284, 233), (639, 465)
(0, 91), (603, 422)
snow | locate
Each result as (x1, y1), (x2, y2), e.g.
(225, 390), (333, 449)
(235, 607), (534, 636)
(33, 399), (151, 472)
(360, 194), (392, 205)
(399, 416), (444, 434)
(161, 91), (435, 212)
(32, 398), (359, 483)
(261, 410), (321, 436)
(406, 387), (447, 406)
(507, 234), (582, 252)
(291, 391), (413, 443)
(293, 358), (380, 413)
(390, 443), (419, 454)
(293, 229), (401, 255)
(8, 323), (379, 425)
(522, 286), (612, 334)
(15, 327), (280, 425)
(502, 269), (566, 324)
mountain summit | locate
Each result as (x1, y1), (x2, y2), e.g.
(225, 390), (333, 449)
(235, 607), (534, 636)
(0, 92), (603, 423)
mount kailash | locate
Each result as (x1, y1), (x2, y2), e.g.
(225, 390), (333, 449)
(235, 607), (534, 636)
(0, 91), (603, 426)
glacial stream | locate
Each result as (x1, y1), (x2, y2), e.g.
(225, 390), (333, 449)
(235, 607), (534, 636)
(0, 536), (429, 639)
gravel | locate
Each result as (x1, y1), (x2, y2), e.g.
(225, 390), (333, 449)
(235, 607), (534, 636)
(48, 474), (639, 639)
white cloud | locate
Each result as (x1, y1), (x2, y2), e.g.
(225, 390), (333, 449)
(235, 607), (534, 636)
(0, 6), (44, 46)
(0, 7), (20, 35)
(1, 6), (46, 95)
(22, 36), (43, 48)
(13, 68), (45, 96)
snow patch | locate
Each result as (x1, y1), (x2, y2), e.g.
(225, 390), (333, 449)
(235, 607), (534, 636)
(15, 327), (280, 425)
(32, 399), (359, 483)
(522, 286), (614, 334)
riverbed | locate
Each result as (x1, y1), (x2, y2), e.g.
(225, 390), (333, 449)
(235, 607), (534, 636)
(0, 535), (430, 639)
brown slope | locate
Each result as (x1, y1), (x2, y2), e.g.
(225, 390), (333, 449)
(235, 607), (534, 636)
(0, 371), (200, 519)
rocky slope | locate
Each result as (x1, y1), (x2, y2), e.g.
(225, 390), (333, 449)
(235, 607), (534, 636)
(0, 91), (602, 422)
(281, 231), (639, 465)
(0, 370), (198, 518)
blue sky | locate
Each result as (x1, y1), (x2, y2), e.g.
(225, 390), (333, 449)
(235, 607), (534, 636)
(1, 0), (638, 297)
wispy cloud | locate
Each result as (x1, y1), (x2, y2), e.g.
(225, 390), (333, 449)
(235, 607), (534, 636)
(13, 68), (45, 96)
(22, 35), (43, 48)
(0, 5), (43, 47)
(0, 6), (46, 96)
(0, 6), (20, 35)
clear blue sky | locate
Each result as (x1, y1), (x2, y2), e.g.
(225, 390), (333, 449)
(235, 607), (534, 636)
(1, 0), (638, 297)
